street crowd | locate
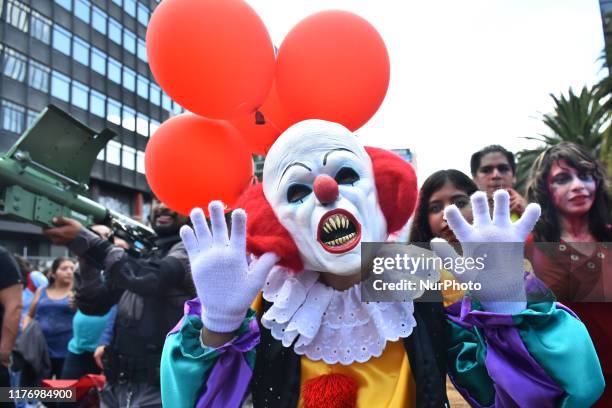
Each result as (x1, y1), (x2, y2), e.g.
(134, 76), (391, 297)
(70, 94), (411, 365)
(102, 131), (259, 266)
(0, 141), (609, 407)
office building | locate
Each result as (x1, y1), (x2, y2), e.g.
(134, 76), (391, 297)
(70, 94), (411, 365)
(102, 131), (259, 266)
(0, 0), (182, 257)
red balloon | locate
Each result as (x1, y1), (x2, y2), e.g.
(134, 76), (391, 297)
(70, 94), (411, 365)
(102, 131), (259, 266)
(276, 11), (390, 131)
(230, 81), (296, 155)
(145, 114), (254, 215)
(146, 0), (275, 119)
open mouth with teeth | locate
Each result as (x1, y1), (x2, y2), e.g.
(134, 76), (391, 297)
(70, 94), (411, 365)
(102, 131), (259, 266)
(317, 209), (362, 254)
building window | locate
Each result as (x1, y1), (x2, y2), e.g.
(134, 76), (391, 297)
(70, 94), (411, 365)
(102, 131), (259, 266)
(51, 70), (70, 102)
(137, 75), (148, 99)
(109, 18), (122, 45)
(149, 119), (160, 136)
(97, 148), (105, 161)
(107, 57), (121, 84)
(74, 0), (90, 24)
(6, 0), (29, 33)
(2, 48), (27, 82)
(28, 59), (50, 92)
(136, 38), (147, 62)
(136, 150), (145, 174)
(52, 25), (72, 56)
(136, 112), (148, 136)
(122, 66), (135, 92)
(137, 3), (149, 26)
(71, 80), (88, 110)
(172, 101), (183, 114)
(106, 140), (121, 166)
(92, 6), (107, 35)
(122, 145), (136, 170)
(91, 48), (106, 76)
(55, 0), (72, 11)
(73, 36), (89, 66)
(123, 30), (136, 54)
(111, 0), (122, 7)
(26, 109), (39, 128)
(124, 0), (136, 17)
(1, 100), (25, 134)
(122, 106), (136, 131)
(90, 89), (105, 117)
(162, 93), (172, 112)
(31, 11), (51, 44)
(149, 84), (161, 106)
(106, 98), (121, 125)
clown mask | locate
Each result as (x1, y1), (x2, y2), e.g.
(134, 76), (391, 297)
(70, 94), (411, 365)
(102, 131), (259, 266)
(263, 120), (387, 276)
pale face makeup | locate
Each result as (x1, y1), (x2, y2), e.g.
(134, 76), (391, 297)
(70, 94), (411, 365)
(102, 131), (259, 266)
(547, 159), (596, 218)
(263, 120), (387, 276)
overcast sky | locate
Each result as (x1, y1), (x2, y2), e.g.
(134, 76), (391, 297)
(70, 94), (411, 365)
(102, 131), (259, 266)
(245, 0), (606, 183)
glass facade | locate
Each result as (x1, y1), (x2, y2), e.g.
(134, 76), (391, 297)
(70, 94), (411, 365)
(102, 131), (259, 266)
(52, 25), (71, 55)
(51, 70), (70, 102)
(71, 80), (88, 110)
(73, 36), (89, 66)
(28, 60), (50, 92)
(1, 0), (173, 194)
(6, 0), (29, 32)
(92, 6), (107, 35)
(31, 11), (51, 44)
(108, 18), (122, 45)
(2, 47), (27, 81)
(74, 0), (91, 24)
(55, 0), (72, 11)
(1, 100), (25, 134)
(1, 0), (170, 254)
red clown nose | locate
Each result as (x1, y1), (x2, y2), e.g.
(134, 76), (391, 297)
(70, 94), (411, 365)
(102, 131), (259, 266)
(314, 174), (339, 205)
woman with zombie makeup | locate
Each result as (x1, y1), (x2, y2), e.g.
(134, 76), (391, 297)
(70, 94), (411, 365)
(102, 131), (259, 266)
(526, 141), (612, 406)
(161, 121), (604, 408)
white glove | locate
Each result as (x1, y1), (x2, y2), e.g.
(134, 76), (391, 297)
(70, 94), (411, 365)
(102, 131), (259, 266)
(180, 201), (279, 333)
(431, 190), (541, 314)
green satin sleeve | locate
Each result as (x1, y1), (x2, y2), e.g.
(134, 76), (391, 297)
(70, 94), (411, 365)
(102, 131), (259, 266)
(160, 310), (257, 408)
(446, 320), (495, 407)
(514, 301), (605, 407)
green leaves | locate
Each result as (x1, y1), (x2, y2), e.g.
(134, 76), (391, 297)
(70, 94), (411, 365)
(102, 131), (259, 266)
(515, 85), (610, 193)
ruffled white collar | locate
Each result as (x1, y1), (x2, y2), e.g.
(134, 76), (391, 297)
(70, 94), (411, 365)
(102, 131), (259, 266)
(260, 267), (416, 365)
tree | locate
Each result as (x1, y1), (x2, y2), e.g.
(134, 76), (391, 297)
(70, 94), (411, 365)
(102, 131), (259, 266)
(595, 45), (612, 175)
(515, 86), (610, 193)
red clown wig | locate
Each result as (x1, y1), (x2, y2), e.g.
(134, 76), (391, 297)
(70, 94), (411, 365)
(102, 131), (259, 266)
(235, 146), (417, 272)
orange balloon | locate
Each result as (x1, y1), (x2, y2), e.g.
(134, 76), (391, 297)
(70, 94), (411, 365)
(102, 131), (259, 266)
(145, 114), (253, 215)
(230, 81), (296, 155)
(276, 11), (390, 131)
(146, 0), (275, 119)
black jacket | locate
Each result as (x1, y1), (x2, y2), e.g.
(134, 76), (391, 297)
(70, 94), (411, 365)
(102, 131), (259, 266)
(74, 232), (195, 383)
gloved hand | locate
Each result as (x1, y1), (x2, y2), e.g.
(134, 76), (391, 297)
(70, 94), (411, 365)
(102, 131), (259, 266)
(180, 201), (279, 333)
(431, 190), (540, 314)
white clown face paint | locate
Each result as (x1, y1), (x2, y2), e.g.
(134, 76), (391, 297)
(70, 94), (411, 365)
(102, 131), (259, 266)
(263, 120), (387, 276)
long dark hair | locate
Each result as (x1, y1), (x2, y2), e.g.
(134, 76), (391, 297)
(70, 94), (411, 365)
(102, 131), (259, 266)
(409, 170), (478, 245)
(48, 256), (74, 287)
(526, 142), (611, 242)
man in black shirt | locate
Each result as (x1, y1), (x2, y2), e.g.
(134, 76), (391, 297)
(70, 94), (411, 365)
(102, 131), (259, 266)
(0, 246), (23, 396)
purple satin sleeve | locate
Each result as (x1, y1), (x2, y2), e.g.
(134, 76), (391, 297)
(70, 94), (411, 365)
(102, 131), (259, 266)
(196, 318), (259, 408)
(447, 297), (565, 408)
(169, 298), (260, 408)
(168, 298), (203, 336)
